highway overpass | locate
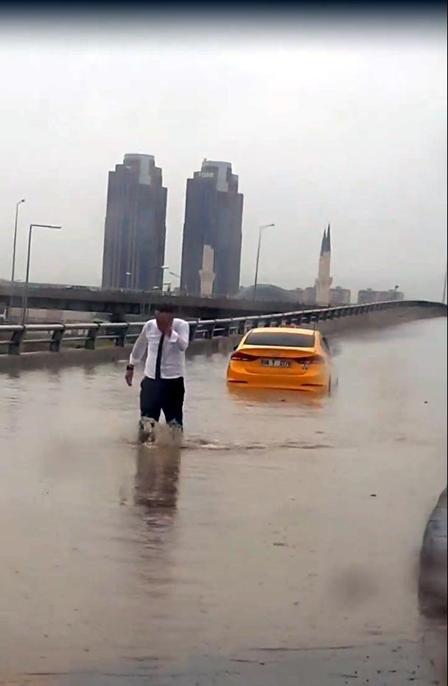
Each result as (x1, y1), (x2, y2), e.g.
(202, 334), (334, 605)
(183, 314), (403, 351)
(0, 282), (307, 320)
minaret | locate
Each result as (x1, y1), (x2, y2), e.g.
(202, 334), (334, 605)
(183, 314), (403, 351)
(315, 224), (332, 306)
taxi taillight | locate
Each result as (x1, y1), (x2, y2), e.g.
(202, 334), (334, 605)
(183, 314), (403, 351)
(294, 354), (324, 365)
(231, 351), (258, 362)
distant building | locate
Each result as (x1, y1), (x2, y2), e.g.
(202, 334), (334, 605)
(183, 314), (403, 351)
(101, 154), (167, 291)
(358, 289), (377, 304)
(330, 286), (351, 305)
(238, 284), (304, 303)
(302, 285), (350, 306)
(358, 288), (404, 304)
(303, 286), (317, 306)
(180, 159), (244, 297)
(315, 225), (332, 306)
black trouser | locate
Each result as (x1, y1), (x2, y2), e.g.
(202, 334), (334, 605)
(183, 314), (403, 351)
(140, 376), (185, 427)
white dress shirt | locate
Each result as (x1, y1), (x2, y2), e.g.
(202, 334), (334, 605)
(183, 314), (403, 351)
(129, 318), (190, 380)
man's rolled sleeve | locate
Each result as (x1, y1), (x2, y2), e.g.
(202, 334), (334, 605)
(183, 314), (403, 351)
(129, 323), (148, 365)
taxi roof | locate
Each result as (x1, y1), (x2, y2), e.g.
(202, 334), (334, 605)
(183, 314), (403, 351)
(246, 326), (316, 335)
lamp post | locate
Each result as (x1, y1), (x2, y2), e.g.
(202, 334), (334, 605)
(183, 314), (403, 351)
(7, 198), (26, 320)
(443, 269), (447, 305)
(22, 223), (62, 325)
(253, 223), (275, 301)
(11, 198), (26, 284)
(125, 271), (132, 289)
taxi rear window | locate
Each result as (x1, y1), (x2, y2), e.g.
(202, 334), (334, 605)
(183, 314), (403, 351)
(245, 331), (315, 348)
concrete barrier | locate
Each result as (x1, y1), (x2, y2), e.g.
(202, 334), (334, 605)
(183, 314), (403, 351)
(0, 334), (240, 373)
(0, 301), (445, 373)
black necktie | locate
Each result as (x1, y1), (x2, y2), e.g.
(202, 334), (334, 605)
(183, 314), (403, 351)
(155, 333), (165, 380)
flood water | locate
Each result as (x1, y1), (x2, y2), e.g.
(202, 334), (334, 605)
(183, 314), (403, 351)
(0, 318), (446, 684)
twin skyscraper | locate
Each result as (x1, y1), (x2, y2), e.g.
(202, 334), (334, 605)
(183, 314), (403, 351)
(101, 154), (244, 297)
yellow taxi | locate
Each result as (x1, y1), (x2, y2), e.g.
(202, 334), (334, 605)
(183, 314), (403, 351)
(226, 326), (332, 392)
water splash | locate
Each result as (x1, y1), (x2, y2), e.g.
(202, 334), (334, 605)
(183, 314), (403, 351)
(139, 431), (334, 452)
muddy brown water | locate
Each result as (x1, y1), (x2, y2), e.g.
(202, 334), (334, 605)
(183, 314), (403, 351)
(0, 318), (446, 683)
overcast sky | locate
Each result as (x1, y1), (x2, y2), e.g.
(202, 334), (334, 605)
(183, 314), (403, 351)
(0, 12), (446, 299)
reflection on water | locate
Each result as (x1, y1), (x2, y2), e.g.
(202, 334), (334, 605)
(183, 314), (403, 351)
(135, 445), (181, 515)
(226, 383), (328, 408)
(82, 363), (99, 381)
(0, 317), (446, 680)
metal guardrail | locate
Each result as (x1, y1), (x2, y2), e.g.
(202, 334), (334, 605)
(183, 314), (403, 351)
(0, 300), (443, 355)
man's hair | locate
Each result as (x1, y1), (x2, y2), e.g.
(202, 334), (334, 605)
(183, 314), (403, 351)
(155, 304), (176, 314)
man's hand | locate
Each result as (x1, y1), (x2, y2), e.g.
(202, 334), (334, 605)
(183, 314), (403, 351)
(125, 366), (134, 387)
(157, 321), (172, 337)
(157, 324), (172, 340)
(156, 312), (174, 339)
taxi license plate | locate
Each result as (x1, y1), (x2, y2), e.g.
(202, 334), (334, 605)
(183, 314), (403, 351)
(261, 359), (291, 368)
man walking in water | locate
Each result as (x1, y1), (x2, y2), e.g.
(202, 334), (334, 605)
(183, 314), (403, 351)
(125, 305), (190, 442)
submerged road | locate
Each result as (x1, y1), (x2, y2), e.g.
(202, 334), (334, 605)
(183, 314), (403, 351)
(0, 318), (446, 685)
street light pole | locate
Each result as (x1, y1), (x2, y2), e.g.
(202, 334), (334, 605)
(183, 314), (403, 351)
(253, 223), (275, 301)
(443, 268), (447, 305)
(11, 199), (26, 284)
(22, 223), (62, 325)
(7, 198), (26, 320)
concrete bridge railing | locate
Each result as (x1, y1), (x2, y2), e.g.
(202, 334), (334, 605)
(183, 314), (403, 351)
(0, 300), (445, 356)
